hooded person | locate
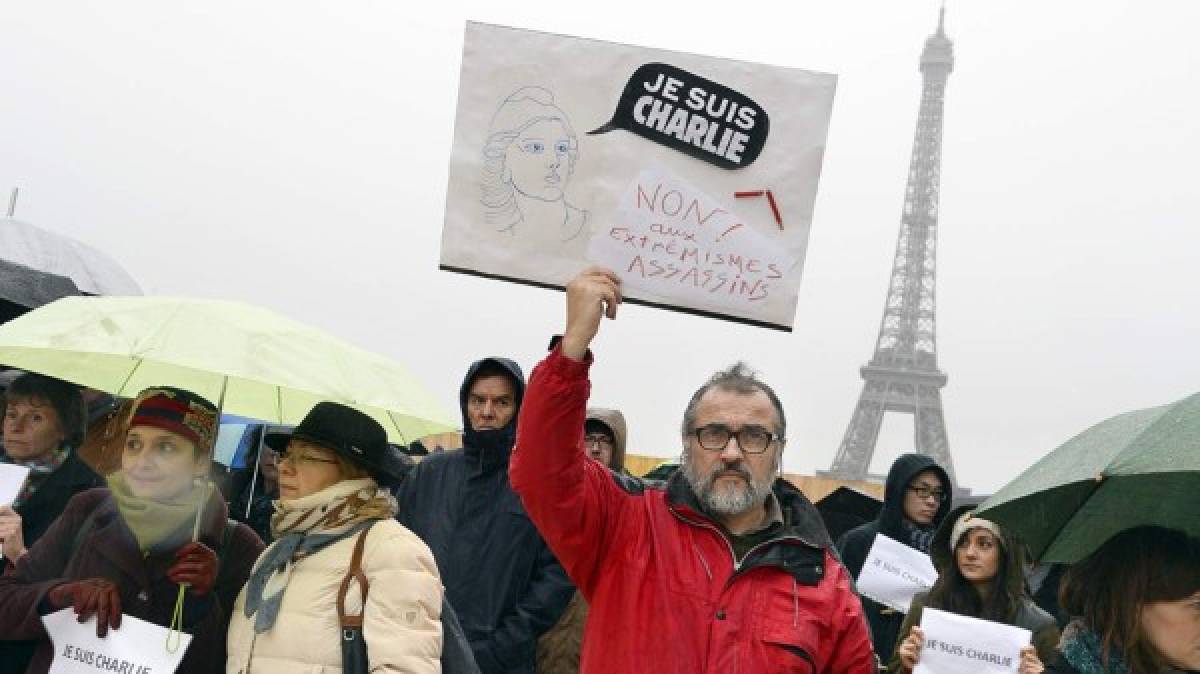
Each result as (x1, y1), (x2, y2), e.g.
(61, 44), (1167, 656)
(837, 453), (953, 666)
(889, 505), (1059, 673)
(536, 407), (628, 674)
(225, 402), (446, 674)
(395, 357), (574, 674)
(0, 386), (264, 674)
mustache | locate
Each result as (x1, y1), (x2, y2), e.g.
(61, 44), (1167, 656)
(705, 461), (753, 483)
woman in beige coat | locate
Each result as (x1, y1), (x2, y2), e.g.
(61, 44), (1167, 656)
(227, 402), (442, 674)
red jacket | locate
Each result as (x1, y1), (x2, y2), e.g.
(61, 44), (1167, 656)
(511, 347), (876, 674)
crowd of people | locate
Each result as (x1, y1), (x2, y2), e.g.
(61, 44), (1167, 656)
(0, 267), (1197, 674)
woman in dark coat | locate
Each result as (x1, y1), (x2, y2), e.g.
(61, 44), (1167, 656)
(1046, 526), (1200, 674)
(891, 505), (1058, 674)
(0, 373), (102, 563)
(0, 386), (263, 674)
(0, 374), (103, 674)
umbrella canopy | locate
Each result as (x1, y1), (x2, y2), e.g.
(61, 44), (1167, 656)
(816, 486), (882, 542)
(0, 296), (458, 444)
(977, 392), (1200, 563)
(0, 258), (81, 323)
(1, 217), (141, 296)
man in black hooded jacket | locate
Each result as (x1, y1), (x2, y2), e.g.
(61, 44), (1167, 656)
(836, 453), (952, 670)
(396, 357), (574, 674)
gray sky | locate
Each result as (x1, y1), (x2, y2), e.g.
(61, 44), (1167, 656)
(2, 1), (1197, 491)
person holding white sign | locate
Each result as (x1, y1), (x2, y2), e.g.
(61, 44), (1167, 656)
(0, 387), (264, 674)
(837, 454), (953, 666)
(508, 268), (875, 673)
(890, 507), (1058, 674)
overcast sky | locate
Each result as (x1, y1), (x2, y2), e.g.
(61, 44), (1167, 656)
(2, 1), (1196, 491)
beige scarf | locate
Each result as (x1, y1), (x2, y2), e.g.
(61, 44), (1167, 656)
(245, 479), (396, 633)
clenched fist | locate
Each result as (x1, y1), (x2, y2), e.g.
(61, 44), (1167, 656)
(561, 267), (623, 361)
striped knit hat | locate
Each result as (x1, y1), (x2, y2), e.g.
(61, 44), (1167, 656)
(128, 386), (218, 450)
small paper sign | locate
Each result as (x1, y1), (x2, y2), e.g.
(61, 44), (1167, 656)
(42, 608), (192, 674)
(0, 463), (31, 505)
(914, 607), (1031, 674)
(0, 463), (31, 561)
(855, 534), (938, 613)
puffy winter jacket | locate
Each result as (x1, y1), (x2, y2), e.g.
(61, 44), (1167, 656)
(511, 347), (876, 674)
(226, 517), (443, 674)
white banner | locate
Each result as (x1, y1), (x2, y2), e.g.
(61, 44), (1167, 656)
(440, 22), (837, 331)
(914, 607), (1031, 674)
(855, 534), (938, 613)
(42, 609), (191, 674)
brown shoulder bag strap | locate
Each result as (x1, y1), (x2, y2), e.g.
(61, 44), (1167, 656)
(337, 522), (376, 629)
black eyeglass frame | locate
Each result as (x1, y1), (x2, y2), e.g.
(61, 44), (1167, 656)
(689, 424), (780, 454)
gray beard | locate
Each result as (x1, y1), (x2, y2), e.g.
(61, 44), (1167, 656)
(681, 451), (775, 517)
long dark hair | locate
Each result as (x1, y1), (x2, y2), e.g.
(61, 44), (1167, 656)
(926, 526), (1019, 623)
(1060, 526), (1200, 674)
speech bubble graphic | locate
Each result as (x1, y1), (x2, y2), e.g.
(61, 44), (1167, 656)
(589, 62), (770, 170)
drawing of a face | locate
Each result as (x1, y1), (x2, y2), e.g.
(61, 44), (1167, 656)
(505, 118), (572, 202)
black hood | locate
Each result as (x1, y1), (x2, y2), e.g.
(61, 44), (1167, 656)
(458, 357), (525, 467)
(878, 453), (952, 540)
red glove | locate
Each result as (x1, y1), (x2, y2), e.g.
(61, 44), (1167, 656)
(47, 578), (123, 637)
(166, 542), (219, 597)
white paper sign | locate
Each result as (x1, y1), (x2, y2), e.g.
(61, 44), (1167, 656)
(0, 463), (31, 505)
(914, 607), (1031, 674)
(587, 165), (797, 313)
(440, 22), (837, 331)
(42, 608), (191, 674)
(855, 534), (938, 613)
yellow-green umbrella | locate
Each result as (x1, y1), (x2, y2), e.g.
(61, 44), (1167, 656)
(0, 296), (458, 444)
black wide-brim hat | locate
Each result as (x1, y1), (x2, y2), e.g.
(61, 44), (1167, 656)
(263, 401), (408, 487)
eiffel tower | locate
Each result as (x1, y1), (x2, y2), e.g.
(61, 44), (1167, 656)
(824, 9), (959, 486)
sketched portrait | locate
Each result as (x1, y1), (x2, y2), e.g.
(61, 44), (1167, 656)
(481, 86), (589, 250)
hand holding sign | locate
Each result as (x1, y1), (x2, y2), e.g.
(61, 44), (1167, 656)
(43, 608), (192, 674)
(589, 63), (769, 169)
(912, 608), (1033, 674)
(48, 579), (123, 638)
(562, 267), (623, 361)
(0, 464), (31, 561)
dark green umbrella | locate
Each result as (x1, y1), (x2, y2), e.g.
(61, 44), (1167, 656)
(977, 392), (1200, 563)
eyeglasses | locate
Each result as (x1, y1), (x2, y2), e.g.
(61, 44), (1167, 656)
(278, 449), (339, 467)
(584, 434), (614, 450)
(907, 485), (948, 502)
(691, 424), (778, 454)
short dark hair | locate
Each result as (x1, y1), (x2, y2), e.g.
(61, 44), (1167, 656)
(2, 373), (87, 448)
(1060, 526), (1200, 673)
(681, 362), (786, 442)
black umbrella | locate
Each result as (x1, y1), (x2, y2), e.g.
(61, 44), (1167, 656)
(816, 486), (883, 542)
(0, 258), (81, 323)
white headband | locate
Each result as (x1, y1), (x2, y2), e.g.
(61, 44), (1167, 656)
(950, 510), (1004, 553)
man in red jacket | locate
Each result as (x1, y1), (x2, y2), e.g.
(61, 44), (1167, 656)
(510, 267), (876, 674)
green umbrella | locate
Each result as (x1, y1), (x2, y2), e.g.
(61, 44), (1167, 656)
(977, 392), (1200, 563)
(0, 296), (458, 444)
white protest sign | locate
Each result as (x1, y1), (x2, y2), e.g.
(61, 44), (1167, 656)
(0, 463), (31, 561)
(587, 165), (796, 313)
(42, 608), (191, 674)
(441, 22), (837, 331)
(914, 607), (1031, 674)
(855, 534), (938, 613)
(0, 463), (31, 505)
